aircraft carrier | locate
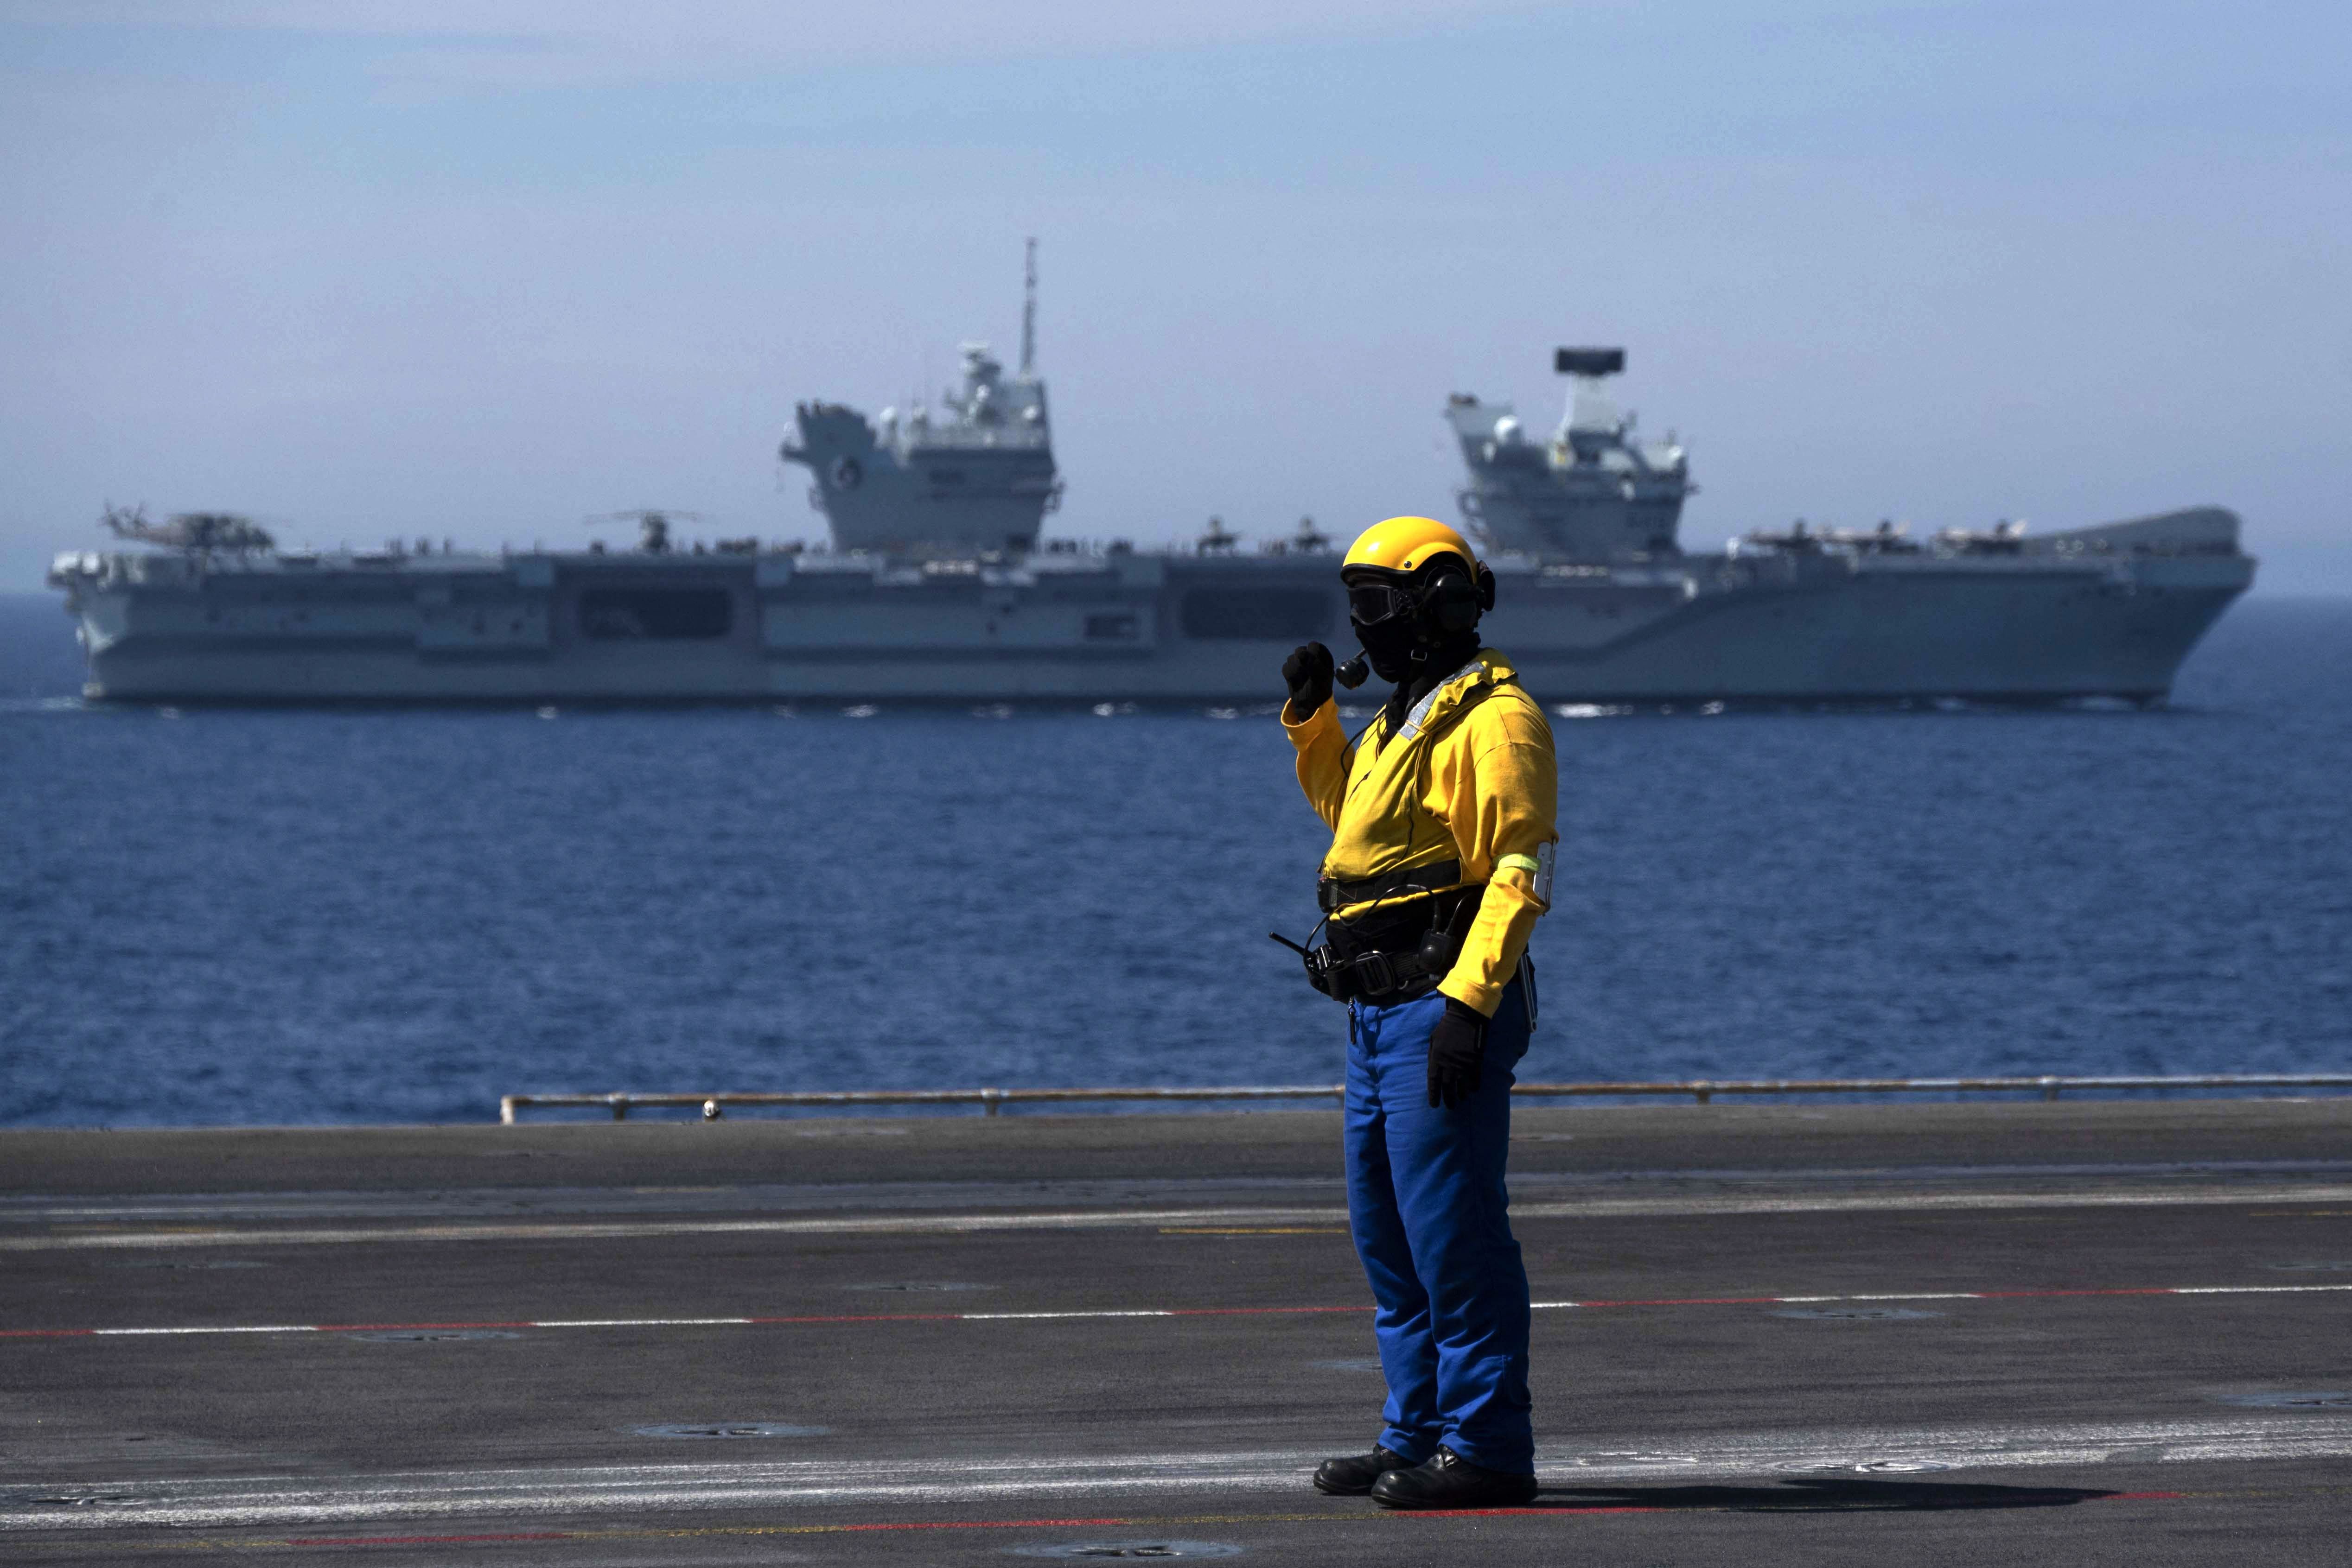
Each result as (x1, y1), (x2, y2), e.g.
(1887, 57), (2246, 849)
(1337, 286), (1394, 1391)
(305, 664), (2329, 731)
(46, 251), (2256, 706)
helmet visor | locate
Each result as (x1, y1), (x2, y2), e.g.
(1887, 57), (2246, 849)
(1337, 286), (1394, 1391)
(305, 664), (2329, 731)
(1346, 580), (1418, 627)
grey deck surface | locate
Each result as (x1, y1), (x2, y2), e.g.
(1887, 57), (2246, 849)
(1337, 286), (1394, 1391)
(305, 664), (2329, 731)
(3, 1100), (2349, 1564)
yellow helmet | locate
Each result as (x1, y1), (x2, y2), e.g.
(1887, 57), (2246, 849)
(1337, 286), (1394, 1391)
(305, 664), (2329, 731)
(1340, 516), (1496, 636)
(1342, 516), (1481, 579)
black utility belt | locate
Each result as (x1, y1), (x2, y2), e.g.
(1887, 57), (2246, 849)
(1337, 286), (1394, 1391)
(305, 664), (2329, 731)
(1294, 881), (1485, 1005)
(1317, 859), (1462, 914)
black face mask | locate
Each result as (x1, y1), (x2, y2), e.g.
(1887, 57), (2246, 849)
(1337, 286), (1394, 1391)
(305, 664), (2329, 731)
(1353, 614), (1420, 683)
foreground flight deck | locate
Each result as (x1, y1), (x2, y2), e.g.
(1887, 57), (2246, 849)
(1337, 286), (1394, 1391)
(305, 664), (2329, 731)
(3, 1098), (2349, 1564)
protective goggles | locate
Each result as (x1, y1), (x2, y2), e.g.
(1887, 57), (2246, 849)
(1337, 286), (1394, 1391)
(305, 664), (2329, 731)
(1345, 579), (1421, 626)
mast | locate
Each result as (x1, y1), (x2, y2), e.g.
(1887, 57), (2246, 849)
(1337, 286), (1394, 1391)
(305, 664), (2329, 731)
(1019, 237), (1038, 377)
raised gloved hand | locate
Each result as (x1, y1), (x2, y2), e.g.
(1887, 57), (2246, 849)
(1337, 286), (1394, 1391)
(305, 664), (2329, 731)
(1282, 641), (1335, 721)
(1427, 997), (1489, 1109)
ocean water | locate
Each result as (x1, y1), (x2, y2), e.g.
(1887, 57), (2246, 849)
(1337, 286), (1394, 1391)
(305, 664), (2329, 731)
(1, 594), (2346, 1127)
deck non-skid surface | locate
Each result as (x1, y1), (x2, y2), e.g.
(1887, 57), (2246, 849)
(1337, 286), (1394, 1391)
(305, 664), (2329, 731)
(3, 1101), (2349, 1564)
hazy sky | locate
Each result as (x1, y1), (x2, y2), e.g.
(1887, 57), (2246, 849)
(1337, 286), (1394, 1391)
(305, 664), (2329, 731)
(4, 1), (2346, 592)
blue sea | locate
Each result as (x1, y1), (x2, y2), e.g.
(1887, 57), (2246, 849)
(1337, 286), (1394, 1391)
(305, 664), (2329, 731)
(2, 593), (2347, 1127)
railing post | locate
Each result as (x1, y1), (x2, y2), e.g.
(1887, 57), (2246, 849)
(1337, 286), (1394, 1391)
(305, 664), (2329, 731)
(610, 1095), (628, 1121)
(982, 1087), (1002, 1117)
(499, 1096), (519, 1125)
(2041, 1077), (2060, 1103)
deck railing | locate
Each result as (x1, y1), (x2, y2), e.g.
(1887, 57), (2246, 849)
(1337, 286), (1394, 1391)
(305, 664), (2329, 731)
(498, 1074), (2352, 1123)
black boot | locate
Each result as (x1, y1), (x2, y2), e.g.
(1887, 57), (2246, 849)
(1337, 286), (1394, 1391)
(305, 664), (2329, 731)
(1369, 1446), (1539, 1509)
(1312, 1445), (1415, 1496)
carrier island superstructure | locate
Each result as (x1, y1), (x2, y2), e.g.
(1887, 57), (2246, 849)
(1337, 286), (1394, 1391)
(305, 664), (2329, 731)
(49, 262), (2254, 705)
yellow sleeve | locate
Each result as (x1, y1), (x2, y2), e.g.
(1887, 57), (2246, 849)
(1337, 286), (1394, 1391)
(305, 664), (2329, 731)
(1437, 723), (1558, 1016)
(1281, 697), (1353, 831)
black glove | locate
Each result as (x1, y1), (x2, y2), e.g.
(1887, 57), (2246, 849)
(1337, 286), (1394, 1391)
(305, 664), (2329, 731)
(1282, 641), (1334, 721)
(1427, 998), (1489, 1109)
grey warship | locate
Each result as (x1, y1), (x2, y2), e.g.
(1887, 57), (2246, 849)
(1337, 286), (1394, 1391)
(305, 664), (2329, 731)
(49, 256), (2254, 705)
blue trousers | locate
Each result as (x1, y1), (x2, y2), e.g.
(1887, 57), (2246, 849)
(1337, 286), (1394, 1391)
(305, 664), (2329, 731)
(1344, 980), (1534, 1474)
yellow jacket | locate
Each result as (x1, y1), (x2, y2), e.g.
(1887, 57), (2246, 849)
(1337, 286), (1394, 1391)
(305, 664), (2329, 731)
(1283, 648), (1558, 1016)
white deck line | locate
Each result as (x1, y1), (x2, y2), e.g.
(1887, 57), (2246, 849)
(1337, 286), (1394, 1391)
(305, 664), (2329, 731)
(6, 1415), (2351, 1531)
(9, 1181), (2352, 1252)
(10, 1282), (2349, 1343)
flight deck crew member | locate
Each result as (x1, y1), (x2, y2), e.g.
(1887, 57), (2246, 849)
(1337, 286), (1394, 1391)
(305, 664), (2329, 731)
(1279, 516), (1557, 1511)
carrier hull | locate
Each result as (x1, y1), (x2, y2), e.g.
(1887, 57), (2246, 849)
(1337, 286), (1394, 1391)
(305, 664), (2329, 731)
(50, 511), (2254, 707)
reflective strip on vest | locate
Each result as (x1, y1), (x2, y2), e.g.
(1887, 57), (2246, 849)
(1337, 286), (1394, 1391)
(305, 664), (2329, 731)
(1497, 843), (1556, 906)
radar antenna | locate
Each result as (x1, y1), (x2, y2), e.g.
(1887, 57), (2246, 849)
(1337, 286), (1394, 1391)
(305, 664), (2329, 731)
(1019, 237), (1038, 378)
(1553, 347), (1631, 463)
(1554, 347), (1626, 379)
